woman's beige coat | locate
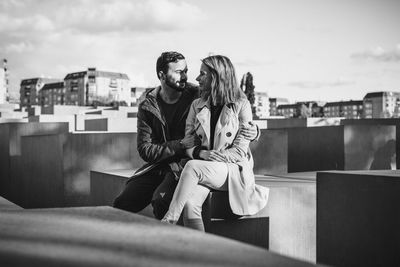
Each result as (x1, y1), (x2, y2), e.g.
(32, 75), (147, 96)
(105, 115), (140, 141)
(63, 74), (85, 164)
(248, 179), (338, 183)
(186, 97), (269, 215)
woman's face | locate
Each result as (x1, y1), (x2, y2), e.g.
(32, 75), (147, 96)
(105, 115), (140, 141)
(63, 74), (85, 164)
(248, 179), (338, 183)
(196, 63), (212, 93)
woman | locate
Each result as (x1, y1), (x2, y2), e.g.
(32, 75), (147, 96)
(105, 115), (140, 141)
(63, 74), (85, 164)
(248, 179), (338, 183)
(162, 55), (269, 231)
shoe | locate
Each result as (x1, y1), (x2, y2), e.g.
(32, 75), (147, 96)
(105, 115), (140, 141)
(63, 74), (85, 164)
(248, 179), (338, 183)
(161, 216), (177, 224)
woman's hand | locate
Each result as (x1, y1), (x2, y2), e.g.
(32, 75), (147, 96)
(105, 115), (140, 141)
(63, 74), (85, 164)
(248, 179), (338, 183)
(180, 134), (201, 149)
(199, 150), (226, 162)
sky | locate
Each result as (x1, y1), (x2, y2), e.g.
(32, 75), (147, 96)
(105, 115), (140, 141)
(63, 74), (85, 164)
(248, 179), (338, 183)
(1, 0), (399, 102)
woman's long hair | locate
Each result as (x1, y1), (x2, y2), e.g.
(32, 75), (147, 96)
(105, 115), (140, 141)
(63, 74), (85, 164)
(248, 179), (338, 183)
(201, 55), (246, 106)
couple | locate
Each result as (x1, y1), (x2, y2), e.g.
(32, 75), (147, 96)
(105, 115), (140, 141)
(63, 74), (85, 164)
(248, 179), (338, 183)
(114, 51), (269, 231)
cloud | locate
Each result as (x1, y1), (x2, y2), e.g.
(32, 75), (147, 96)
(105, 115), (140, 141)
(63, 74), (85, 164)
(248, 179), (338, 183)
(288, 79), (355, 89)
(351, 45), (400, 62)
(235, 59), (275, 67)
(5, 41), (34, 53)
(0, 0), (203, 35)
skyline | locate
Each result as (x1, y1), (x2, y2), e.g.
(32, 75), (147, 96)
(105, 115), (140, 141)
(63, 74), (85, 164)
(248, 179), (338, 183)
(1, 0), (399, 103)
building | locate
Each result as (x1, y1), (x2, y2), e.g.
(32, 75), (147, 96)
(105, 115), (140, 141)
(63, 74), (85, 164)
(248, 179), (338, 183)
(0, 68), (5, 104)
(131, 87), (148, 106)
(0, 59), (9, 104)
(269, 97), (289, 116)
(277, 103), (298, 118)
(277, 101), (323, 118)
(39, 82), (65, 106)
(20, 78), (61, 107)
(253, 91), (269, 119)
(363, 92), (400, 118)
(323, 100), (363, 119)
(64, 68), (131, 106)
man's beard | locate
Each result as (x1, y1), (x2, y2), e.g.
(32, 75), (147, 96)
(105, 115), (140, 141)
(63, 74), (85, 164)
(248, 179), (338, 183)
(166, 77), (186, 92)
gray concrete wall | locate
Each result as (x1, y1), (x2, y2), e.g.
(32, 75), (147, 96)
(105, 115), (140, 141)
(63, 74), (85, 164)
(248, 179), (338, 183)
(254, 125), (396, 174)
(84, 118), (108, 131)
(288, 126), (344, 172)
(317, 170), (400, 267)
(342, 118), (400, 168)
(251, 129), (288, 174)
(0, 122), (69, 202)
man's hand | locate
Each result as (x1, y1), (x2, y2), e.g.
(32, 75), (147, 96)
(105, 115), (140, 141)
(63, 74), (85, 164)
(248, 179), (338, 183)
(199, 150), (226, 162)
(180, 135), (201, 149)
(240, 121), (258, 141)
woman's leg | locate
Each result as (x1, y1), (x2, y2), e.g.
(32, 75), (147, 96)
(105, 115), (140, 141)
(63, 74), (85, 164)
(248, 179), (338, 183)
(182, 185), (210, 231)
(162, 160), (228, 223)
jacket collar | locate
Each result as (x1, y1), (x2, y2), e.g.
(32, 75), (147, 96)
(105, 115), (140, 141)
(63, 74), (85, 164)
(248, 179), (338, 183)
(195, 98), (236, 145)
(140, 86), (165, 126)
(140, 84), (200, 126)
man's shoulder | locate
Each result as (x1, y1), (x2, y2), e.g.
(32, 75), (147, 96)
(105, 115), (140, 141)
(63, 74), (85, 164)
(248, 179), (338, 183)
(138, 87), (159, 107)
(184, 83), (199, 96)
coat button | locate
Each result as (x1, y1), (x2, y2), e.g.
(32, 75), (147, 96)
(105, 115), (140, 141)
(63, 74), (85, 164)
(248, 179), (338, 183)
(226, 132), (232, 137)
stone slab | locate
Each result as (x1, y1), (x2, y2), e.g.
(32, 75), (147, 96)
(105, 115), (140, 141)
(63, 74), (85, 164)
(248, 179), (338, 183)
(0, 206), (318, 267)
(0, 196), (22, 210)
(90, 169), (317, 263)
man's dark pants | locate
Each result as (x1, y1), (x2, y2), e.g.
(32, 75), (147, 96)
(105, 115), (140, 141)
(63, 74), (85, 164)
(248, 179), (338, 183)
(113, 168), (177, 219)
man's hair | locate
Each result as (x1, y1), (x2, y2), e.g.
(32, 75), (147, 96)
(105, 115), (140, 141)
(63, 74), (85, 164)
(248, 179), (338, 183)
(201, 55), (245, 105)
(156, 51), (185, 79)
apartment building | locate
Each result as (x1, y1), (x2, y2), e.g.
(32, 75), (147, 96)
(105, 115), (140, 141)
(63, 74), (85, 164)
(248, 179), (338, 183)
(39, 82), (65, 106)
(277, 101), (322, 118)
(269, 97), (289, 116)
(254, 91), (269, 118)
(20, 78), (61, 107)
(363, 92), (400, 118)
(324, 100), (363, 119)
(64, 68), (131, 106)
(0, 68), (5, 104)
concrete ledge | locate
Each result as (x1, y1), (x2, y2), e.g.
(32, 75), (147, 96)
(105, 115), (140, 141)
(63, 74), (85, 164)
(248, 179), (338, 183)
(0, 196), (22, 210)
(0, 206), (318, 267)
(90, 169), (317, 263)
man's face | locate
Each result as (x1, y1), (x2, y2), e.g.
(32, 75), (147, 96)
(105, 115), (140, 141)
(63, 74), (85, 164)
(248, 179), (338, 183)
(164, 59), (188, 92)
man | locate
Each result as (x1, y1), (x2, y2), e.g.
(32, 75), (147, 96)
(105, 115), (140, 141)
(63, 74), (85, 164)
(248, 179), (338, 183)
(113, 51), (258, 219)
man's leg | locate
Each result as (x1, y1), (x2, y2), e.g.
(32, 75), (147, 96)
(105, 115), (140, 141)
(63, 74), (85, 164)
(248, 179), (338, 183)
(151, 171), (178, 220)
(113, 170), (164, 213)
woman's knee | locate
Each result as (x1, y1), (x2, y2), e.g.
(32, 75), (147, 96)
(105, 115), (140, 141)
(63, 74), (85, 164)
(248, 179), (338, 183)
(183, 160), (203, 173)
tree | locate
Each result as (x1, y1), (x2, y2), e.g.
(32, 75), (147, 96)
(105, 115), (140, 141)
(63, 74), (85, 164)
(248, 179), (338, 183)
(240, 72), (256, 114)
(297, 103), (312, 118)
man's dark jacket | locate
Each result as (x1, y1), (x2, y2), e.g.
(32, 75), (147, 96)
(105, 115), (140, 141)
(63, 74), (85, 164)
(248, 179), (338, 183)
(132, 84), (199, 179)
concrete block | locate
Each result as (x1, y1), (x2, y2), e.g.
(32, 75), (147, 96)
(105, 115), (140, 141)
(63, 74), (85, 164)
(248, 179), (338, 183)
(257, 173), (316, 263)
(90, 169), (135, 206)
(0, 122), (69, 202)
(0, 206), (319, 267)
(209, 217), (269, 249)
(63, 133), (144, 206)
(0, 196), (22, 210)
(317, 170), (400, 267)
(288, 126), (344, 172)
(90, 169), (316, 262)
(342, 118), (400, 168)
(84, 117), (108, 131)
(251, 129), (288, 174)
(29, 114), (75, 132)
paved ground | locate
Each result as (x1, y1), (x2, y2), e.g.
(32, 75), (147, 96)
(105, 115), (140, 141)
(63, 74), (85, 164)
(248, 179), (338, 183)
(0, 206), (319, 267)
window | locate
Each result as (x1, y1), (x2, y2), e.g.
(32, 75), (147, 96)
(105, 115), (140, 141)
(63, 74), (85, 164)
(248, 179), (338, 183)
(109, 79), (117, 88)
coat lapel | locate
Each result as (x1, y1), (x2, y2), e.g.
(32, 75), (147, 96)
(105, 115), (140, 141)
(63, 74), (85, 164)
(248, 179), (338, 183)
(196, 106), (211, 142)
